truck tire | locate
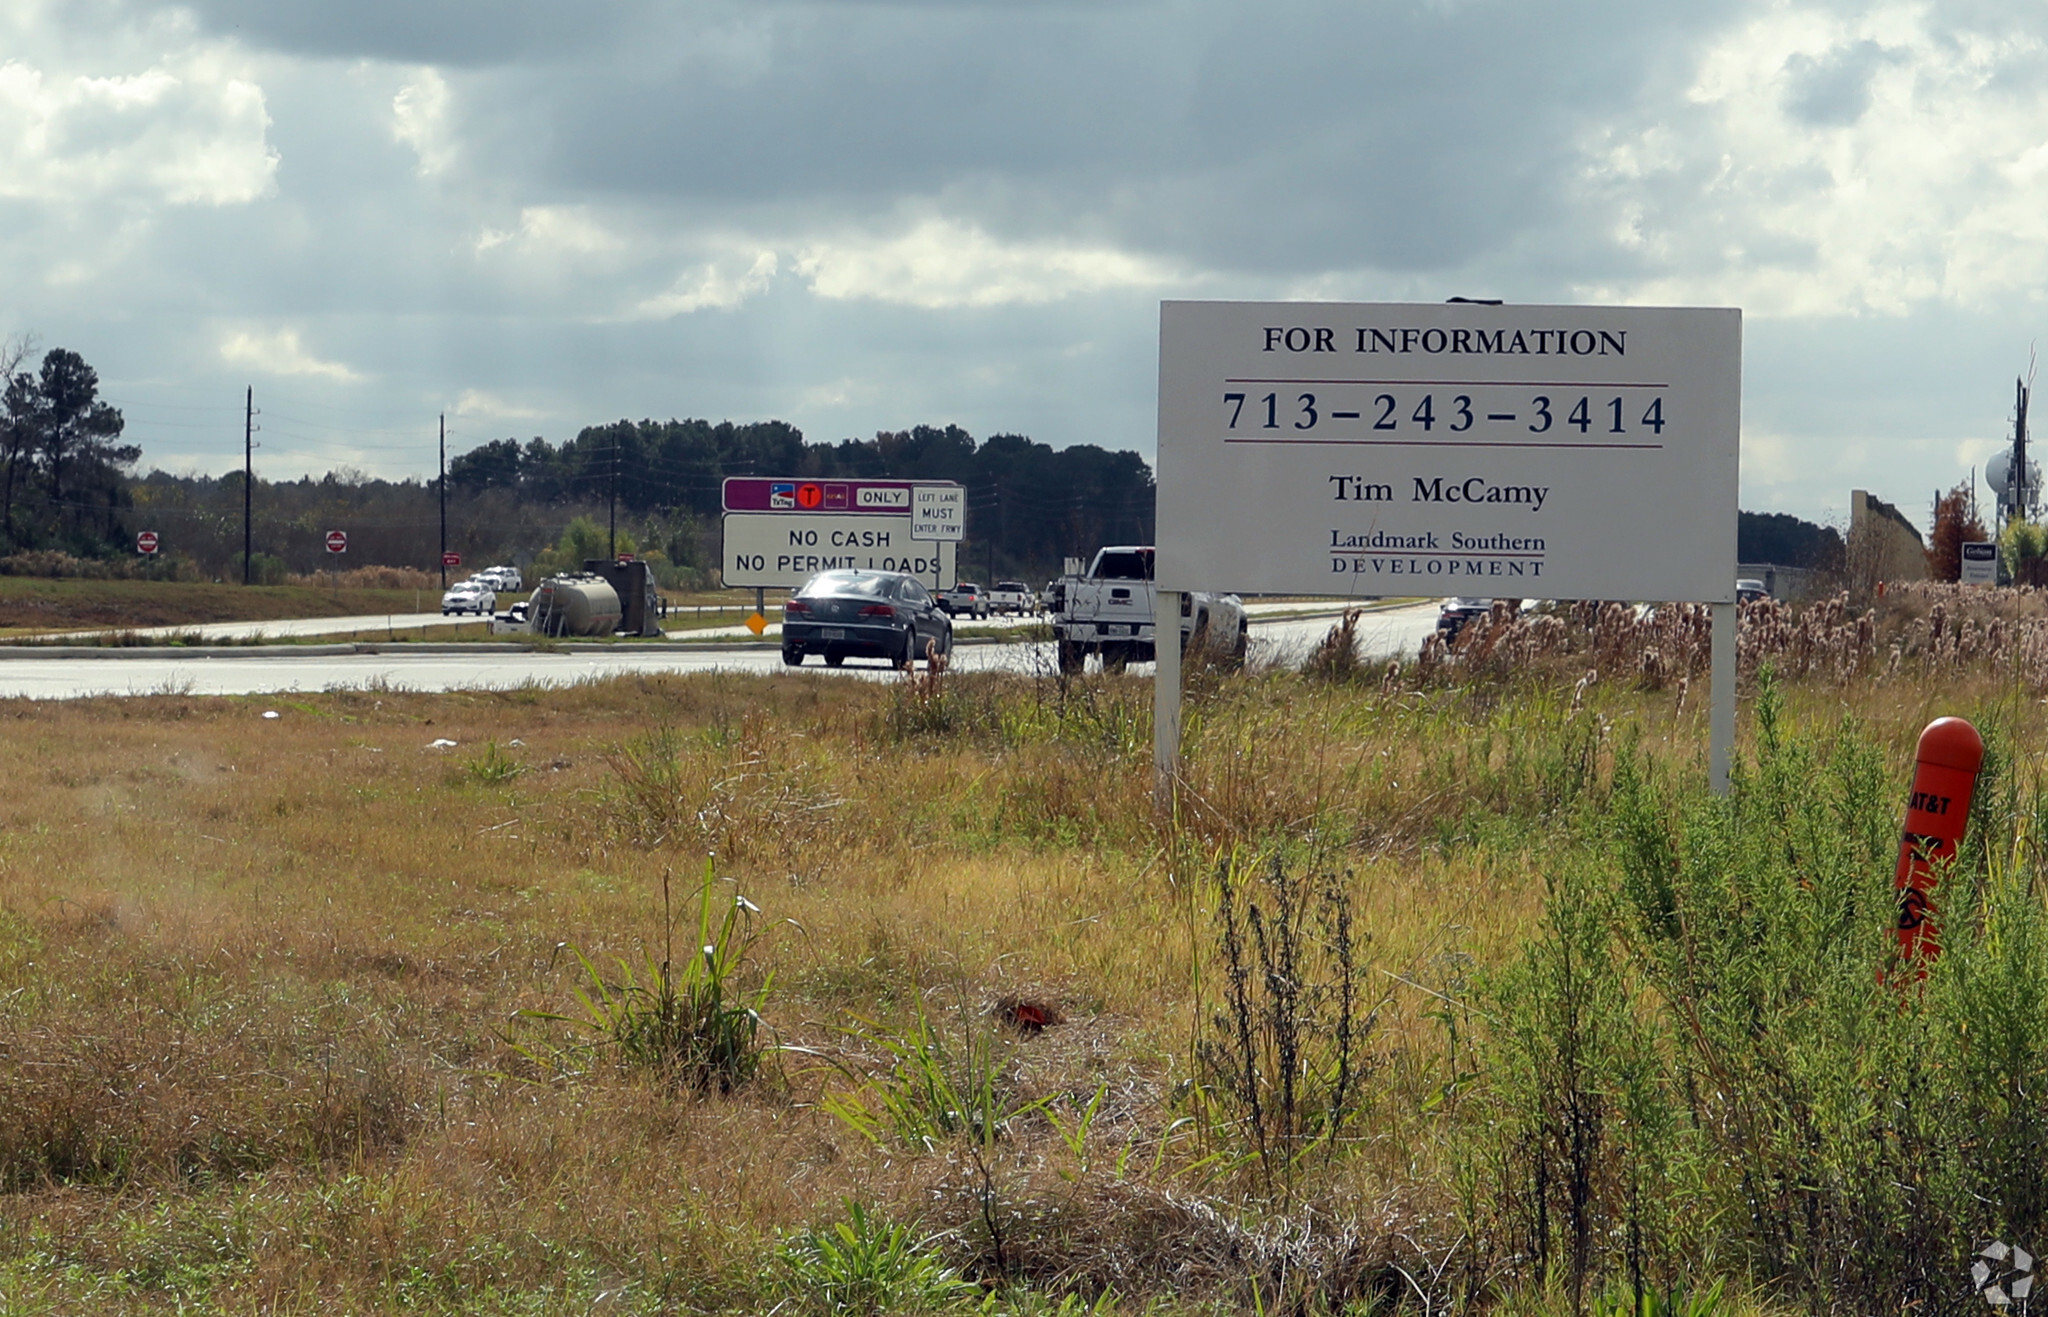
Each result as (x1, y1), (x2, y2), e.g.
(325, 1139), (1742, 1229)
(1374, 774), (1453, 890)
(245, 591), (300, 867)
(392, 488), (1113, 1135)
(1057, 636), (1084, 675)
(1103, 642), (1130, 673)
(1230, 622), (1249, 669)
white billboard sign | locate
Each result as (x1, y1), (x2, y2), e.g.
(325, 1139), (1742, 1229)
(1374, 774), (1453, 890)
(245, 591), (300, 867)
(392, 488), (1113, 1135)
(1156, 301), (1741, 602)
(1961, 540), (1998, 586)
(913, 485), (965, 541)
(722, 513), (957, 591)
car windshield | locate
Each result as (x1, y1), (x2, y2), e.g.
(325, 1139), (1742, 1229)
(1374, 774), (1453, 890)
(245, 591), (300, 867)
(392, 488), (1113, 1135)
(997, 581), (1028, 591)
(1094, 550), (1153, 580)
(955, 583), (980, 592)
(799, 572), (895, 599)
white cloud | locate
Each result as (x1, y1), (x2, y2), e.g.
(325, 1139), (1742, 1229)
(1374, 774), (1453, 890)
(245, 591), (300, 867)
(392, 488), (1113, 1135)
(474, 204), (622, 257)
(0, 50), (275, 207)
(391, 67), (454, 176)
(218, 328), (362, 382)
(632, 250), (779, 318)
(1577, 4), (2048, 317)
(795, 217), (1179, 309)
(452, 388), (540, 420)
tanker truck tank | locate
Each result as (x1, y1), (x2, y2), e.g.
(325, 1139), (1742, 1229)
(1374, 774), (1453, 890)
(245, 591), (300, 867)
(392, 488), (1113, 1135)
(527, 573), (622, 636)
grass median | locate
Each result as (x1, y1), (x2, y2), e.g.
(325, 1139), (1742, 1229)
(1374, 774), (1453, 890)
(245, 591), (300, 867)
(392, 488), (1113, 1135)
(2, 625), (2046, 1312)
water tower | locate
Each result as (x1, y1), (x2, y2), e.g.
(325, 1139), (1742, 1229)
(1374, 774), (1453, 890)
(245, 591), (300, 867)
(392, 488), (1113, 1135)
(1988, 446), (2040, 519)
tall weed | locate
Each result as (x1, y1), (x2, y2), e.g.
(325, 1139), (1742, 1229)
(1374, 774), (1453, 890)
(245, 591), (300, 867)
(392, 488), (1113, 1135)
(1193, 852), (1377, 1200)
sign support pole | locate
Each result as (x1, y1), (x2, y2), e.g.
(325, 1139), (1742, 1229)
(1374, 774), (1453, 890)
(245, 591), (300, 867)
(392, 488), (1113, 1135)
(1710, 601), (1735, 794)
(1154, 589), (1182, 811)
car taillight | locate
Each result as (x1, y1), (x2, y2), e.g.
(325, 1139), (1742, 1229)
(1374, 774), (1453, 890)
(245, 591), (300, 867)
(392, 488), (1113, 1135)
(859, 604), (896, 618)
(785, 599), (810, 613)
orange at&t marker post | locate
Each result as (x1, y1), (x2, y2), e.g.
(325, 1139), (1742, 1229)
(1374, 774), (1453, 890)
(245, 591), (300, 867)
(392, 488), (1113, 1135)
(1894, 717), (1984, 966)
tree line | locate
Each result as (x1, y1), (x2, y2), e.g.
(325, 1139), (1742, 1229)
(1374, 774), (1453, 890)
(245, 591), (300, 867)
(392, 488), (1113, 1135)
(9, 342), (1158, 585)
(7, 340), (1872, 591)
(448, 419), (1157, 581)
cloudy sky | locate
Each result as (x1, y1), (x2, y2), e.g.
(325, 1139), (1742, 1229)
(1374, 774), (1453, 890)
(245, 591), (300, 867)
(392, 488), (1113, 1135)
(5, 0), (2046, 526)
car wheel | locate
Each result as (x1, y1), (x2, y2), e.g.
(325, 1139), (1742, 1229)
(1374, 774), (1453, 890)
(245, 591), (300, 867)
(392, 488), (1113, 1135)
(782, 646), (803, 666)
(937, 625), (952, 659)
(824, 648), (845, 668)
(899, 627), (919, 669)
(1102, 642), (1130, 673)
(1230, 622), (1249, 669)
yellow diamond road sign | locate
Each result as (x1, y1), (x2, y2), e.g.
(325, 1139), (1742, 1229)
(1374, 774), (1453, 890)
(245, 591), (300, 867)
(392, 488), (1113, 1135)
(745, 612), (768, 636)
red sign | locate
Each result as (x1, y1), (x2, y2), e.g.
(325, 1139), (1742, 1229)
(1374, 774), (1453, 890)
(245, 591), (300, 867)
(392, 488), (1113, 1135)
(796, 482), (824, 510)
(325, 530), (348, 554)
(616, 553), (635, 564)
(442, 551), (461, 567)
(136, 530), (159, 555)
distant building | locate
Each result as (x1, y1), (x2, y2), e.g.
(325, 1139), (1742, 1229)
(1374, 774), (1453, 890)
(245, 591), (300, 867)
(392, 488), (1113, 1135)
(1849, 489), (1928, 588)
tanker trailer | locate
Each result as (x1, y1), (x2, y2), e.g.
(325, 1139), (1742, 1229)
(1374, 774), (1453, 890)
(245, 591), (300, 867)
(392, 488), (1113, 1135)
(527, 573), (623, 637)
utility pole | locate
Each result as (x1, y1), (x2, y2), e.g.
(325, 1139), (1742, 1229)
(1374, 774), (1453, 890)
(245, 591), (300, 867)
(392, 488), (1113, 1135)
(242, 386), (253, 584)
(438, 413), (447, 590)
(2016, 377), (2030, 521)
(608, 441), (618, 560)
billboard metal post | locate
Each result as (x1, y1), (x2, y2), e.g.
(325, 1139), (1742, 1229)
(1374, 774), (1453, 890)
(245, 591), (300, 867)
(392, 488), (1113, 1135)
(1711, 602), (1736, 792)
(1154, 589), (1182, 810)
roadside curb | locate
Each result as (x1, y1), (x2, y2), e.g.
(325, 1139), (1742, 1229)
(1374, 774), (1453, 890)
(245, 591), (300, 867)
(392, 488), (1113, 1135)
(0, 600), (1416, 660)
(0, 636), (1020, 660)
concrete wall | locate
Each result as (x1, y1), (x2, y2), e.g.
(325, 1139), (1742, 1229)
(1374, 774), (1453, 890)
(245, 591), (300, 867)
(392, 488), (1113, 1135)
(1849, 489), (1927, 587)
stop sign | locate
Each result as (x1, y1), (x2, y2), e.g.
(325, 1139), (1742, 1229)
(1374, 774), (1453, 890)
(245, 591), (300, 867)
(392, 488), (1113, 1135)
(136, 530), (159, 555)
(325, 530), (348, 554)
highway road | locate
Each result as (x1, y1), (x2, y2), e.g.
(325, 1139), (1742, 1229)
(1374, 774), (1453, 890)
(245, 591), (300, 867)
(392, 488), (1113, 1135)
(0, 602), (1444, 700)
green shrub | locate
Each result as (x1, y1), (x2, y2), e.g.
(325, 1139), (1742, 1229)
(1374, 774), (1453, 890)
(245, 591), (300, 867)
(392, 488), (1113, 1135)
(777, 1199), (977, 1316)
(1476, 675), (2048, 1311)
(515, 861), (772, 1092)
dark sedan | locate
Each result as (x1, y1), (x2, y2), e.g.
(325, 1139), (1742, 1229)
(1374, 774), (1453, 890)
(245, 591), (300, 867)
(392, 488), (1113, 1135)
(781, 570), (954, 668)
(1436, 596), (1494, 640)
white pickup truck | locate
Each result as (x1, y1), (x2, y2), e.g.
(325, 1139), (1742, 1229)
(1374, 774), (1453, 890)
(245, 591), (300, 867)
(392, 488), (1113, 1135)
(1048, 546), (1247, 674)
(985, 581), (1034, 615)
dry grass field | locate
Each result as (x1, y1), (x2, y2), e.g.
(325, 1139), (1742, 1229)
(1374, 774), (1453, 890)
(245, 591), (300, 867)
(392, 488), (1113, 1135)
(3, 623), (2048, 1314)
